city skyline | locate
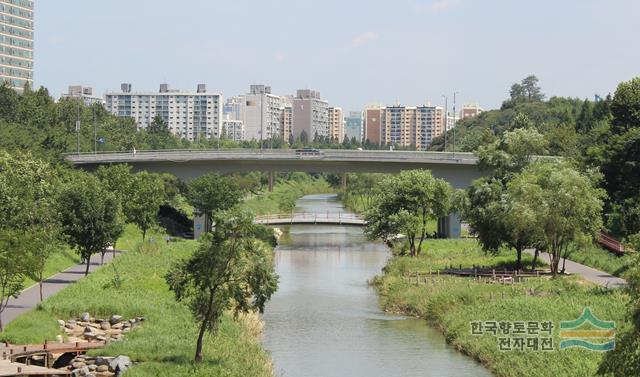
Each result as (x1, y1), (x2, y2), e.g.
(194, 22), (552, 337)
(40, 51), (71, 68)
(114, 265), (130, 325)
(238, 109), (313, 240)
(34, 0), (640, 112)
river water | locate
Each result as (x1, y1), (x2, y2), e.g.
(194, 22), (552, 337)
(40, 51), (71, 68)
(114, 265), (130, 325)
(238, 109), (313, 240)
(262, 194), (491, 377)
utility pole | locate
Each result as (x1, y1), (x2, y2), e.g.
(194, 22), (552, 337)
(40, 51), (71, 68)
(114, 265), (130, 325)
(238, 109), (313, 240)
(260, 96), (264, 153)
(93, 105), (97, 154)
(441, 95), (448, 152)
(76, 101), (81, 154)
(453, 91), (459, 157)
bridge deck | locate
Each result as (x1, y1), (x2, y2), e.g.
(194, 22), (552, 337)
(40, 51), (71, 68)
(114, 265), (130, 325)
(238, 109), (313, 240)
(254, 213), (365, 226)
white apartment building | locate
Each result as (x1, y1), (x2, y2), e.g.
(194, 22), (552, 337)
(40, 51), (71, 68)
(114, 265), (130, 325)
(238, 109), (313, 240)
(105, 83), (222, 142)
(0, 0), (34, 92)
(292, 89), (329, 141)
(223, 118), (245, 142)
(242, 85), (283, 141)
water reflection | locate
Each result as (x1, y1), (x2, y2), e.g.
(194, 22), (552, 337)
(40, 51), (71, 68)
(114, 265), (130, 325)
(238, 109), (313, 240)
(262, 194), (491, 377)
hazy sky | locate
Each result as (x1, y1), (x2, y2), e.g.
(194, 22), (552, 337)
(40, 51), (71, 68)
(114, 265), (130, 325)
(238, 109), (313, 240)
(35, 0), (639, 112)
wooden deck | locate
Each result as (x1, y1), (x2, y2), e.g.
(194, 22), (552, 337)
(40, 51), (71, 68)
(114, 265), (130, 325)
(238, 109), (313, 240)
(0, 341), (105, 376)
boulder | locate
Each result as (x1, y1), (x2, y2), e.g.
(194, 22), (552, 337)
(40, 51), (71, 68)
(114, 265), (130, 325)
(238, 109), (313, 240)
(57, 319), (66, 327)
(88, 364), (98, 371)
(109, 315), (123, 325)
(80, 312), (91, 322)
(72, 366), (89, 377)
(100, 322), (111, 330)
(108, 355), (131, 374)
(71, 361), (86, 369)
(96, 365), (109, 372)
(67, 319), (77, 326)
(96, 335), (107, 342)
(95, 357), (111, 366)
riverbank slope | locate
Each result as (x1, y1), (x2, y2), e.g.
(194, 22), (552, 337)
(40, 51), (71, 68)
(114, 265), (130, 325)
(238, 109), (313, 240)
(373, 239), (629, 377)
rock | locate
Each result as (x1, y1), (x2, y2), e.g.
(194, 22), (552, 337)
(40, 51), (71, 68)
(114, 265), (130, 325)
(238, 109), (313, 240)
(95, 357), (111, 366)
(109, 315), (123, 325)
(136, 316), (145, 322)
(58, 319), (66, 327)
(111, 323), (123, 330)
(56, 335), (63, 343)
(67, 319), (77, 326)
(96, 335), (107, 342)
(100, 322), (111, 330)
(80, 312), (91, 322)
(88, 364), (98, 371)
(66, 323), (76, 330)
(72, 361), (86, 369)
(122, 327), (130, 333)
(86, 373), (96, 377)
(108, 355), (131, 374)
(72, 366), (89, 377)
(96, 365), (109, 372)
(86, 359), (96, 365)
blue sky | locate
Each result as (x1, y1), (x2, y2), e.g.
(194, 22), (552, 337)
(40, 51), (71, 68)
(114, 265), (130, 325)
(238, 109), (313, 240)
(35, 0), (639, 112)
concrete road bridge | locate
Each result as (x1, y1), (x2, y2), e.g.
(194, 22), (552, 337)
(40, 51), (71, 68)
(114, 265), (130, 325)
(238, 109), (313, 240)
(254, 212), (365, 226)
(66, 149), (484, 239)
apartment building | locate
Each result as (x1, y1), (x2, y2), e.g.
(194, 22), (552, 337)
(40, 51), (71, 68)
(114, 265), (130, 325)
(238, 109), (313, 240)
(223, 117), (245, 142)
(242, 84), (283, 141)
(61, 85), (105, 106)
(328, 107), (344, 141)
(460, 103), (483, 119)
(280, 105), (293, 142)
(367, 105), (444, 149)
(0, 0), (34, 92)
(345, 111), (363, 142)
(292, 89), (329, 141)
(104, 83), (222, 142)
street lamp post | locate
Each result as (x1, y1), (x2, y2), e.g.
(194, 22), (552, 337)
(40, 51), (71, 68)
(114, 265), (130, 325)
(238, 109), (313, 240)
(76, 101), (81, 154)
(453, 91), (459, 157)
(441, 95), (448, 152)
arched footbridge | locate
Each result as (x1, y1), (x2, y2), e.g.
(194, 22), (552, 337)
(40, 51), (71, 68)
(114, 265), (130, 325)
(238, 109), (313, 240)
(254, 212), (365, 226)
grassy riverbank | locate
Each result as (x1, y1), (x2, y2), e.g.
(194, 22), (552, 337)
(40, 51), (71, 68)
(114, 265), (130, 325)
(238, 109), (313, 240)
(565, 245), (632, 277)
(3, 225), (274, 377)
(245, 174), (332, 215)
(374, 239), (630, 377)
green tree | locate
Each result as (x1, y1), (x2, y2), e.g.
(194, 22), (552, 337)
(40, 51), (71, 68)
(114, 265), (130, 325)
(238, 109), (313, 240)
(364, 170), (452, 256)
(598, 252), (640, 376)
(165, 209), (278, 362)
(58, 173), (123, 275)
(610, 77), (640, 135)
(0, 151), (61, 302)
(186, 174), (244, 232)
(127, 172), (166, 241)
(509, 75), (544, 103)
(0, 230), (30, 331)
(507, 161), (604, 275)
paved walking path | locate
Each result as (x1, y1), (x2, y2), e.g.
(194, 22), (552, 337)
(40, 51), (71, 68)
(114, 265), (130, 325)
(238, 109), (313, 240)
(4, 250), (121, 326)
(526, 250), (627, 288)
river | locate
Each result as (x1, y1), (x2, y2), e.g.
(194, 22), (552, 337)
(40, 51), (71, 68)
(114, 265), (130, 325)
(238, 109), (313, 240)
(262, 194), (492, 377)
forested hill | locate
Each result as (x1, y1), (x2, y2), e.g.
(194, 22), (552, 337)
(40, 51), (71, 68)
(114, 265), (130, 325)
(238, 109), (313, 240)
(431, 75), (640, 240)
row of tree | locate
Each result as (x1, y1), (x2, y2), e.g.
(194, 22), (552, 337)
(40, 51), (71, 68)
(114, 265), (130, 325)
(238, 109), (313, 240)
(359, 127), (604, 275)
(0, 153), (170, 330)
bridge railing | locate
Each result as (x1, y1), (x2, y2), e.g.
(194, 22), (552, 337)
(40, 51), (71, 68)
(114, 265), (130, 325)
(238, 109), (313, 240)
(254, 212), (364, 222)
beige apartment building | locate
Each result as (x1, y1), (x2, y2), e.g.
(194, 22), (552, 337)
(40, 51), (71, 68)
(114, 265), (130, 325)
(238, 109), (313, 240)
(328, 107), (344, 141)
(366, 105), (444, 150)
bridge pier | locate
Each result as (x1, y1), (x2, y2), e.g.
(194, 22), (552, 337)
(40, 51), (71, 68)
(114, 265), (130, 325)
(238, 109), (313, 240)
(438, 213), (461, 239)
(268, 171), (274, 192)
(341, 173), (347, 190)
(193, 209), (209, 240)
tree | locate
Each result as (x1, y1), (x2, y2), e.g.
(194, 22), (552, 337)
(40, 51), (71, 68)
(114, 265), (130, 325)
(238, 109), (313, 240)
(127, 172), (165, 241)
(509, 75), (544, 102)
(598, 252), (640, 376)
(364, 170), (452, 256)
(165, 209), (278, 362)
(186, 174), (244, 232)
(96, 164), (134, 252)
(610, 77), (640, 135)
(0, 151), (61, 302)
(0, 230), (30, 331)
(58, 173), (123, 275)
(507, 161), (604, 275)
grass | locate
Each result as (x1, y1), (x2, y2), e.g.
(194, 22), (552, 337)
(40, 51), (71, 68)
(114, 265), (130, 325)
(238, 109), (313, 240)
(565, 244), (633, 277)
(23, 249), (80, 288)
(374, 239), (630, 377)
(2, 224), (274, 377)
(244, 174), (332, 215)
